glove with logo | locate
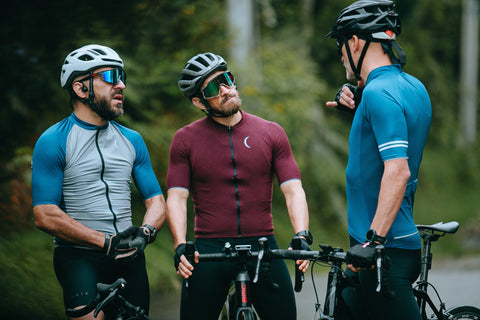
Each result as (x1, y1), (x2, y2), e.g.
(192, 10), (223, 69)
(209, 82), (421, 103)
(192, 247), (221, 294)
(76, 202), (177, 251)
(104, 226), (141, 262)
(121, 224), (157, 259)
(346, 242), (376, 269)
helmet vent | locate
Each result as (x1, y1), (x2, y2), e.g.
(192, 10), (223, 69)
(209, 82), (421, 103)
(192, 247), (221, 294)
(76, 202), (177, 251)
(196, 56), (211, 67)
(187, 63), (201, 72)
(90, 48), (107, 55)
(78, 54), (94, 61)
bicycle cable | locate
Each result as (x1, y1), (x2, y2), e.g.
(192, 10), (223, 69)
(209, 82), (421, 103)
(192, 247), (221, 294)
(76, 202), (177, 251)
(415, 280), (447, 310)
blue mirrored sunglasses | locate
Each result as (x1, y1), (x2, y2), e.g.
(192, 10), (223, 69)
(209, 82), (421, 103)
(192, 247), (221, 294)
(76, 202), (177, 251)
(201, 71), (235, 99)
(80, 68), (127, 85)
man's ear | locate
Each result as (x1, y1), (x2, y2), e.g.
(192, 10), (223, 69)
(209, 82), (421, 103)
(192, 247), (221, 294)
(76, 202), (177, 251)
(72, 82), (89, 99)
(191, 97), (207, 111)
(350, 35), (363, 54)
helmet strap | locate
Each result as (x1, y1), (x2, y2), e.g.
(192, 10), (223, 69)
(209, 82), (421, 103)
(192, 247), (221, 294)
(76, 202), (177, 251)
(382, 41), (406, 67)
(199, 96), (232, 119)
(345, 37), (370, 81)
(77, 73), (108, 121)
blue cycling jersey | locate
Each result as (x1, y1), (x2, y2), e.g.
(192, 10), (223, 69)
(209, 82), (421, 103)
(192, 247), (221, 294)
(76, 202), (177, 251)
(346, 65), (432, 249)
(32, 113), (162, 236)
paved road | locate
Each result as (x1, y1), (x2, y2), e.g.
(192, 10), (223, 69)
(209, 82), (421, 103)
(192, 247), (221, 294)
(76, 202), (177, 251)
(150, 256), (480, 319)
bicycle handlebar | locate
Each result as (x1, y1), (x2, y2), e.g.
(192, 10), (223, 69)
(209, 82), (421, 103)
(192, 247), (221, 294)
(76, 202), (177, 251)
(185, 238), (348, 292)
(186, 238), (395, 300)
(65, 278), (149, 319)
(65, 278), (127, 318)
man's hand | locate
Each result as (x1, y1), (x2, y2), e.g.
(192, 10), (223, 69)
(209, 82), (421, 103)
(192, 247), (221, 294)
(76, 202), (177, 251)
(103, 226), (138, 260)
(346, 242), (376, 272)
(326, 83), (364, 114)
(289, 236), (311, 273)
(104, 226), (144, 262)
(173, 243), (198, 279)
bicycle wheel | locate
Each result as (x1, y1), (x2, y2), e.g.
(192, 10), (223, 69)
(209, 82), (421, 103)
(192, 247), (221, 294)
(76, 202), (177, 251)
(445, 305), (480, 320)
(218, 285), (237, 320)
(236, 307), (257, 320)
(219, 299), (232, 320)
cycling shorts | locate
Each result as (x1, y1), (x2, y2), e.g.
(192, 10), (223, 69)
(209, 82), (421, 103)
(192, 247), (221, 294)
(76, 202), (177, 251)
(342, 236), (421, 320)
(53, 246), (150, 313)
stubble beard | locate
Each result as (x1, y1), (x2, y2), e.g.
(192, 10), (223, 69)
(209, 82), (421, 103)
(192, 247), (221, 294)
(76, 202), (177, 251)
(213, 94), (242, 117)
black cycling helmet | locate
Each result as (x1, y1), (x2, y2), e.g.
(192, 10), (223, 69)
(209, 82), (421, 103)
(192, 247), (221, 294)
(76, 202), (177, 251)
(178, 52), (227, 101)
(327, 0), (405, 80)
(326, 0), (401, 40)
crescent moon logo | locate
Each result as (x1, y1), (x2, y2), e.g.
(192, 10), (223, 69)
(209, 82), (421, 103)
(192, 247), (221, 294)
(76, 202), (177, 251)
(244, 136), (251, 149)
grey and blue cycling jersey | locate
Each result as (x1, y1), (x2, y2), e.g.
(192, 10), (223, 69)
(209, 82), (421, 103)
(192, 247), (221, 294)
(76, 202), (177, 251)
(32, 113), (162, 237)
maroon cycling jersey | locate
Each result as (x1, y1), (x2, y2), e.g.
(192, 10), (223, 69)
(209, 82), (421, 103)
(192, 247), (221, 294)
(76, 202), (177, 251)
(167, 111), (301, 238)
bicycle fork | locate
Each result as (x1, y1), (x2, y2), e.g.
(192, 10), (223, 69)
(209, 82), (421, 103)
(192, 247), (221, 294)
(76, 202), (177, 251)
(234, 270), (256, 319)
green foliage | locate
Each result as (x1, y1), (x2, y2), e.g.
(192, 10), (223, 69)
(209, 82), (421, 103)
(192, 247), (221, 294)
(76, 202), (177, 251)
(0, 232), (64, 320)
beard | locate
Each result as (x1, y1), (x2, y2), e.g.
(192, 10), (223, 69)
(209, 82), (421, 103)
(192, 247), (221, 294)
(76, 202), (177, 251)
(346, 69), (356, 81)
(93, 94), (124, 121)
(210, 94), (242, 117)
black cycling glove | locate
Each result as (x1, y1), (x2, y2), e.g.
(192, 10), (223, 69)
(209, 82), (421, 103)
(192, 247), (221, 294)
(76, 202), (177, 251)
(288, 237), (312, 251)
(104, 226), (140, 261)
(346, 242), (376, 268)
(174, 243), (186, 271)
(334, 83), (363, 114)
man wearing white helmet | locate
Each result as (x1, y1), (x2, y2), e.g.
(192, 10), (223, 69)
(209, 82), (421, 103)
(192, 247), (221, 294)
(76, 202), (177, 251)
(31, 44), (166, 319)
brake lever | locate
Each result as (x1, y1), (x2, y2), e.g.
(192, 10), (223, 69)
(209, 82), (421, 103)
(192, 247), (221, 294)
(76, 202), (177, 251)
(253, 238), (266, 283)
(94, 287), (120, 317)
(185, 241), (195, 289)
(291, 236), (304, 292)
(374, 245), (396, 300)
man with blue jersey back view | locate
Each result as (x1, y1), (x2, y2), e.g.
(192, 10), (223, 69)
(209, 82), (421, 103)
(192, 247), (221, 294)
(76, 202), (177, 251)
(31, 44), (166, 319)
(326, 1), (432, 319)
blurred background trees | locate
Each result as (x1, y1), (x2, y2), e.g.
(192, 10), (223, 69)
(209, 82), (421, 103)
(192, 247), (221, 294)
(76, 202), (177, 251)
(1, 0), (479, 318)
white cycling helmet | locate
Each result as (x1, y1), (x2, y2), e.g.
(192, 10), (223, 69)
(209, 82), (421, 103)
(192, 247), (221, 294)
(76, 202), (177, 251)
(60, 44), (124, 88)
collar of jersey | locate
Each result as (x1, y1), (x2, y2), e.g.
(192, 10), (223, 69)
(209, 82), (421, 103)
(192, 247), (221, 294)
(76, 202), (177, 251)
(366, 64), (402, 85)
(71, 113), (110, 130)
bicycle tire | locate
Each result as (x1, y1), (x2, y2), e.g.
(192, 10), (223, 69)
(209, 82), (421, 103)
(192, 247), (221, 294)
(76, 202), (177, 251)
(219, 298), (232, 320)
(236, 308), (257, 320)
(445, 305), (480, 320)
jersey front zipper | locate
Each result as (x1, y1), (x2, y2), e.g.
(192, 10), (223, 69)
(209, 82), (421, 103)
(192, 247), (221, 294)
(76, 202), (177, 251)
(95, 129), (119, 233)
(228, 126), (242, 237)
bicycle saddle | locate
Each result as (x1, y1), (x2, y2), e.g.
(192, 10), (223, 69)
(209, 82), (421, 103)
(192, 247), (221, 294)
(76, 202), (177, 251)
(416, 221), (459, 234)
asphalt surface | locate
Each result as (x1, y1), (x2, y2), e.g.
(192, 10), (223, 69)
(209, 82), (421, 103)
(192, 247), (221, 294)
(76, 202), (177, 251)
(150, 256), (480, 319)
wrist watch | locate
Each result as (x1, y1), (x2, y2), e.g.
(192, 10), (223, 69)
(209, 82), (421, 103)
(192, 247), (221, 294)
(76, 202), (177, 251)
(142, 224), (157, 243)
(366, 229), (387, 244)
(295, 230), (313, 245)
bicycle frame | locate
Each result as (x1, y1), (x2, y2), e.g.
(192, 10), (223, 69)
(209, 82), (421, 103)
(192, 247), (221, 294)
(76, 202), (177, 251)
(411, 221), (480, 320)
(227, 244), (258, 320)
(319, 247), (347, 320)
(414, 222), (456, 320)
